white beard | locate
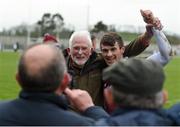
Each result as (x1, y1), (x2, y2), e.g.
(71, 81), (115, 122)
(72, 57), (88, 66)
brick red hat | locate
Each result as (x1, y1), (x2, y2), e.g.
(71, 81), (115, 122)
(43, 33), (57, 43)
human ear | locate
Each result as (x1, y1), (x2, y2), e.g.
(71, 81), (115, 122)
(55, 72), (71, 95)
(162, 89), (168, 104)
(60, 73), (71, 91)
(120, 46), (125, 54)
(67, 48), (71, 55)
(15, 72), (22, 87)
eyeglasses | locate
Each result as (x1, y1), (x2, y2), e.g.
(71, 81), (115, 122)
(73, 46), (91, 53)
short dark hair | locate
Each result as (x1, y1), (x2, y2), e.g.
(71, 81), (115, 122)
(18, 44), (66, 92)
(100, 32), (124, 48)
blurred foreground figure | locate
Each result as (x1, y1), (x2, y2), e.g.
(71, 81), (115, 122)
(0, 44), (108, 125)
(167, 102), (180, 125)
(97, 58), (174, 125)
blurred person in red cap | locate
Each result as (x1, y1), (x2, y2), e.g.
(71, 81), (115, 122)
(43, 33), (66, 51)
(43, 33), (58, 43)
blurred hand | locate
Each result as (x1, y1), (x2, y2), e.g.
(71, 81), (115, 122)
(153, 17), (163, 30)
(64, 88), (94, 112)
(104, 86), (114, 108)
(145, 24), (154, 37)
(140, 9), (154, 24)
(163, 89), (168, 104)
(140, 9), (163, 30)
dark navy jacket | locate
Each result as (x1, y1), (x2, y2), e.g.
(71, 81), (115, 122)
(95, 107), (174, 126)
(0, 91), (108, 126)
(167, 103), (180, 125)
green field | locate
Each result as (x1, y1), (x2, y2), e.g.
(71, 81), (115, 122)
(0, 52), (180, 108)
(164, 56), (180, 107)
(0, 52), (20, 99)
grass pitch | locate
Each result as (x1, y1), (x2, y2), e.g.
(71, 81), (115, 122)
(0, 52), (20, 99)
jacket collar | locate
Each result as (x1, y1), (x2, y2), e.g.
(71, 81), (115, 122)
(67, 51), (106, 75)
(19, 91), (68, 110)
(111, 106), (167, 117)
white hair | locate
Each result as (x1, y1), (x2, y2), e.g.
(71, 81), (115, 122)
(69, 30), (92, 48)
(113, 89), (164, 109)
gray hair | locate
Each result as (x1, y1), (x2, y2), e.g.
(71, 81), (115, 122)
(113, 88), (164, 109)
(69, 30), (92, 48)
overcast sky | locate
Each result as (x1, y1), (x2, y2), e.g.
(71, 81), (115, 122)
(0, 0), (179, 35)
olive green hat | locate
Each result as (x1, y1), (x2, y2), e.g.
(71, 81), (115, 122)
(103, 58), (165, 96)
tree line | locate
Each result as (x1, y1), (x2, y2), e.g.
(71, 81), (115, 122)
(0, 13), (179, 44)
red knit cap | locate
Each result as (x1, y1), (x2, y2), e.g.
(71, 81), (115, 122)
(43, 33), (57, 43)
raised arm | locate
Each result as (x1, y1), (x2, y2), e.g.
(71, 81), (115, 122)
(140, 9), (172, 66)
(123, 26), (153, 57)
(123, 10), (163, 57)
(146, 28), (172, 66)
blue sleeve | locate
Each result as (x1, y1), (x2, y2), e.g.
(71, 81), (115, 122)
(147, 28), (172, 66)
(167, 103), (180, 125)
(82, 106), (109, 120)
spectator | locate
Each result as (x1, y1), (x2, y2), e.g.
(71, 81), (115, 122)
(43, 33), (67, 56)
(0, 42), (3, 51)
(13, 42), (19, 52)
(91, 34), (97, 50)
(0, 44), (108, 125)
(43, 33), (58, 43)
